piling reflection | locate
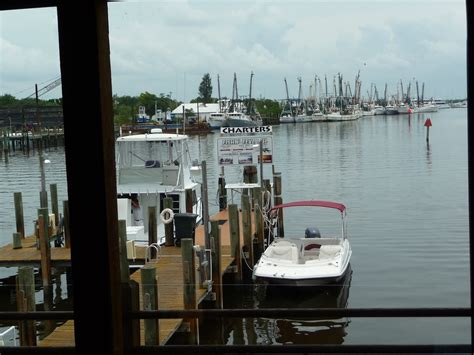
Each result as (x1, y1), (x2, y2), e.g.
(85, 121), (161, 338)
(253, 264), (352, 345)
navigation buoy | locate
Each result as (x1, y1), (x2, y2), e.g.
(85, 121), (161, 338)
(424, 118), (432, 142)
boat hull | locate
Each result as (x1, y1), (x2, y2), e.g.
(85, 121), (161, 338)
(255, 265), (352, 286)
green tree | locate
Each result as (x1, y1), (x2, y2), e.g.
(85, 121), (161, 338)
(198, 73), (213, 103)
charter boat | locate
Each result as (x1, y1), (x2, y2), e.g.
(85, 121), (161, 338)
(116, 128), (202, 249)
(253, 200), (352, 286)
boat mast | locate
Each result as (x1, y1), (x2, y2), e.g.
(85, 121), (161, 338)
(247, 71), (254, 115)
(421, 82), (425, 104)
(217, 74), (221, 112)
(416, 81), (420, 107)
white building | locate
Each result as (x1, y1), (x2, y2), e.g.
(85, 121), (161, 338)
(171, 102), (219, 123)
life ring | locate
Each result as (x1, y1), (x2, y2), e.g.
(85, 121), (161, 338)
(160, 208), (174, 224)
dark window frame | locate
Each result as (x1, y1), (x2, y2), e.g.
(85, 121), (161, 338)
(0, 1), (472, 354)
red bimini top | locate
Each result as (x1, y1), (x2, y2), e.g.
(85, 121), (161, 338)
(270, 200), (346, 213)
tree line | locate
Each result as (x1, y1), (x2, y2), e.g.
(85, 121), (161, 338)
(0, 73), (283, 124)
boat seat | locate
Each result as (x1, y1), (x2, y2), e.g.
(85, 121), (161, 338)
(269, 243), (298, 263)
(145, 160), (160, 168)
(319, 245), (341, 260)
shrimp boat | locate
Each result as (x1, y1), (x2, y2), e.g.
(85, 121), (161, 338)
(253, 200), (352, 286)
(116, 128), (202, 250)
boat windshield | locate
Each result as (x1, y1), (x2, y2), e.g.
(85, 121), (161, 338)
(117, 140), (182, 168)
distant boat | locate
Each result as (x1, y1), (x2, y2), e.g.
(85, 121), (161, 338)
(414, 102), (438, 113)
(451, 100), (467, 108)
(280, 78), (296, 123)
(433, 98), (450, 109)
(225, 72), (262, 127)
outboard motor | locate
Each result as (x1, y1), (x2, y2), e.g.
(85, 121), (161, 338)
(305, 227), (321, 238)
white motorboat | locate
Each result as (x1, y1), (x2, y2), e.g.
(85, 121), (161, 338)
(116, 128), (202, 248)
(226, 111), (262, 127)
(253, 200), (352, 286)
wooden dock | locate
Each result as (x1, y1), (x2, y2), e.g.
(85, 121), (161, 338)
(37, 207), (253, 346)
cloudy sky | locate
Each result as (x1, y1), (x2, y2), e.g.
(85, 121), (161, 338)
(0, 0), (467, 101)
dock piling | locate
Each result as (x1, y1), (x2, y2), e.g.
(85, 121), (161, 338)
(181, 238), (198, 344)
(210, 220), (223, 309)
(218, 166), (227, 211)
(16, 266), (37, 346)
(50, 184), (59, 227)
(273, 171), (284, 238)
(38, 214), (54, 337)
(14, 192), (25, 239)
(241, 194), (254, 267)
(228, 204), (242, 281)
(148, 206), (158, 259)
(63, 200), (71, 248)
(12, 232), (22, 249)
(141, 266), (159, 345)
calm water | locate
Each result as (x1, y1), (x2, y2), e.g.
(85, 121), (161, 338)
(0, 108), (470, 345)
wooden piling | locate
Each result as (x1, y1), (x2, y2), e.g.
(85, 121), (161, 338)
(12, 232), (22, 249)
(141, 266), (159, 345)
(201, 160), (210, 250)
(273, 172), (284, 238)
(50, 184), (59, 227)
(37, 208), (49, 249)
(118, 220), (129, 283)
(218, 166), (227, 211)
(210, 220), (223, 309)
(262, 179), (272, 246)
(63, 200), (71, 248)
(39, 190), (48, 210)
(16, 266), (37, 346)
(122, 280), (140, 350)
(163, 197), (174, 247)
(148, 206), (157, 259)
(241, 194), (254, 267)
(185, 188), (193, 213)
(181, 238), (198, 343)
(243, 165), (258, 203)
(14, 192), (25, 239)
(38, 214), (54, 337)
(228, 204), (242, 281)
(254, 187), (264, 257)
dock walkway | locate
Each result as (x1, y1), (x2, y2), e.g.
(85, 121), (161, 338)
(38, 208), (251, 346)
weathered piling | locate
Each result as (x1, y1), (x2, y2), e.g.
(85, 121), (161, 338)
(218, 166), (227, 211)
(273, 170), (284, 238)
(241, 194), (254, 267)
(254, 187), (264, 257)
(228, 204), (242, 281)
(141, 266), (159, 345)
(122, 280), (140, 350)
(243, 165), (258, 205)
(181, 238), (198, 343)
(118, 220), (129, 282)
(63, 200), (71, 248)
(262, 179), (272, 246)
(14, 192), (25, 239)
(50, 184), (59, 227)
(148, 206), (157, 259)
(185, 188), (193, 213)
(38, 214), (53, 337)
(163, 197), (174, 246)
(37, 208), (49, 249)
(12, 232), (22, 249)
(201, 160), (210, 250)
(210, 220), (223, 309)
(16, 266), (37, 346)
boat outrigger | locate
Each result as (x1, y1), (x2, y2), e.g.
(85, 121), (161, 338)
(253, 200), (352, 286)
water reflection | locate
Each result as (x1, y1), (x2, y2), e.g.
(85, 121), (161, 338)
(254, 265), (352, 345)
(200, 266), (353, 346)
